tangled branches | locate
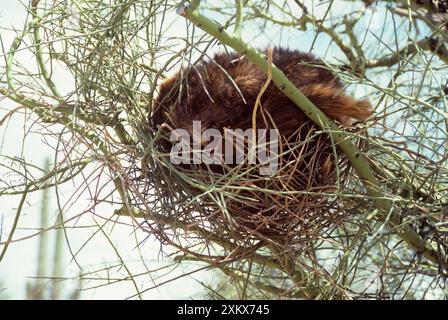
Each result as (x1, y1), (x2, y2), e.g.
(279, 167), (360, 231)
(0, 0), (447, 299)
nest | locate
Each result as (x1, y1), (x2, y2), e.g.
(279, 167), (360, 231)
(132, 48), (370, 255)
(184, 124), (352, 243)
(134, 120), (361, 254)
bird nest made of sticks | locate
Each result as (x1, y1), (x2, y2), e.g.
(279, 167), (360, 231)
(129, 48), (371, 252)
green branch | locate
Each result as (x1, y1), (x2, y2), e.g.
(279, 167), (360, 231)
(234, 0), (243, 37)
(177, 2), (447, 269)
(31, 1), (63, 101)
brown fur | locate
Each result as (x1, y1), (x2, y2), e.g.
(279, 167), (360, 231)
(151, 47), (372, 139)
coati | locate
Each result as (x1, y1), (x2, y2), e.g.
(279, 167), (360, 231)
(151, 47), (372, 150)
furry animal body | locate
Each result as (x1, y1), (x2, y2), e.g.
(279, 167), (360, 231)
(149, 47), (372, 243)
(151, 47), (372, 138)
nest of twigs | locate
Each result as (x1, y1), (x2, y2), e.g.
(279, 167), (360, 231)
(128, 115), (362, 253)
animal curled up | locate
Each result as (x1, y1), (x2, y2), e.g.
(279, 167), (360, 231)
(148, 47), (373, 242)
(151, 47), (372, 158)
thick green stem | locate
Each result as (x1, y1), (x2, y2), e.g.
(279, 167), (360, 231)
(177, 3), (447, 268)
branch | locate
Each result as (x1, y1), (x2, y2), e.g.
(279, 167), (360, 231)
(234, 0), (243, 37)
(366, 37), (448, 68)
(0, 186), (31, 262)
(176, 2), (447, 269)
(114, 206), (324, 299)
(3, 2), (134, 146)
(249, 4), (359, 70)
(31, 0), (63, 101)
